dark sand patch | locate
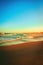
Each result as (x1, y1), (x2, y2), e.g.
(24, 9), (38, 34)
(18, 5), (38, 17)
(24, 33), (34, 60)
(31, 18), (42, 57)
(0, 41), (43, 65)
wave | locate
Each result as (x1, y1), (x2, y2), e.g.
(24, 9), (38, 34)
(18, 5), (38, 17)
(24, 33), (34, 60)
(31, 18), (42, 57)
(0, 35), (43, 46)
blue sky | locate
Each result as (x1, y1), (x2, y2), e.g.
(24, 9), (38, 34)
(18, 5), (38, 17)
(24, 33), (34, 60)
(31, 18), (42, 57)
(0, 0), (43, 32)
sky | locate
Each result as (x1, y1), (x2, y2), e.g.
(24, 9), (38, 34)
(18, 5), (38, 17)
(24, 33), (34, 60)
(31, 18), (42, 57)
(0, 0), (43, 33)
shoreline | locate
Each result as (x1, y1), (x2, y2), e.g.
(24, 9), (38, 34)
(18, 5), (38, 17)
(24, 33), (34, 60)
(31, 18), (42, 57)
(0, 41), (43, 50)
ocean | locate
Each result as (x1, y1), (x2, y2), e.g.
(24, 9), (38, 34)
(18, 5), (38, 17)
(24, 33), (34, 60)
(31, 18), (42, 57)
(0, 35), (43, 46)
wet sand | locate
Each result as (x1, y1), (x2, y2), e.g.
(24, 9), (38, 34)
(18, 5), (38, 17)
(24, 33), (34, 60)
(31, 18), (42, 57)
(0, 41), (43, 65)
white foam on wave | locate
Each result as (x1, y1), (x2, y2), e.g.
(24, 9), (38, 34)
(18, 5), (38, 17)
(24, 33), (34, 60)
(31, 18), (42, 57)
(0, 37), (43, 46)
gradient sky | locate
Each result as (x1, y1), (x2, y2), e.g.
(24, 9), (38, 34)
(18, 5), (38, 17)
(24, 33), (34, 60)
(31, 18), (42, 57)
(0, 0), (43, 33)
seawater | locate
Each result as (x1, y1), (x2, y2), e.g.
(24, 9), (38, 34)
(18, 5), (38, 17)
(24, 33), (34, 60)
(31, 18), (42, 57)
(0, 35), (43, 46)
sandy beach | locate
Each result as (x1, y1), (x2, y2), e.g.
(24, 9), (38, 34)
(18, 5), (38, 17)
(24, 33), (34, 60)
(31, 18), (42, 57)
(0, 41), (43, 65)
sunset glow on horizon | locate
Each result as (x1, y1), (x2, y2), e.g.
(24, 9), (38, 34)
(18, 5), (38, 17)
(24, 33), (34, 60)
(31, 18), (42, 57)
(0, 0), (43, 33)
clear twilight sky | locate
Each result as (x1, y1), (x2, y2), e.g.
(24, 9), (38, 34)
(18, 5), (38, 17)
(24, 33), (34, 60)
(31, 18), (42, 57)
(0, 0), (43, 33)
